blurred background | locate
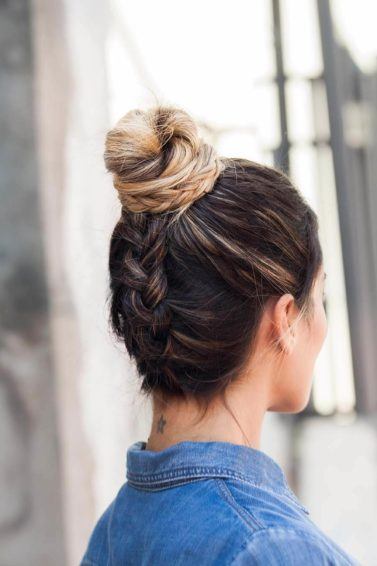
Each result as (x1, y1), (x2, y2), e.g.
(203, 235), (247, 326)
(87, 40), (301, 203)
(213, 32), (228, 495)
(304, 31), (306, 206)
(1, 0), (377, 564)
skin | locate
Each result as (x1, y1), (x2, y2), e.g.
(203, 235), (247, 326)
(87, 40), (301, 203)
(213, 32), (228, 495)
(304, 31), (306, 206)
(145, 265), (328, 452)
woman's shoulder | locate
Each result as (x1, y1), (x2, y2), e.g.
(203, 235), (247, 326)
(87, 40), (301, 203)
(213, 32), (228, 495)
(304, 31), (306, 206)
(79, 498), (116, 566)
(217, 477), (359, 565)
(79, 477), (359, 565)
(230, 526), (360, 565)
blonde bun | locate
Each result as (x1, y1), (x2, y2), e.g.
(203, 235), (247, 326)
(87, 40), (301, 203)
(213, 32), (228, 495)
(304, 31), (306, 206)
(104, 105), (226, 214)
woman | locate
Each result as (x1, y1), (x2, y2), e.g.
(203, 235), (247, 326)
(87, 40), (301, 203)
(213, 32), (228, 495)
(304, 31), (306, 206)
(81, 106), (359, 565)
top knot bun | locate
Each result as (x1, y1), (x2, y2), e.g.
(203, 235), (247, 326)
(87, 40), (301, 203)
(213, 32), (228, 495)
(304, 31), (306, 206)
(104, 105), (226, 214)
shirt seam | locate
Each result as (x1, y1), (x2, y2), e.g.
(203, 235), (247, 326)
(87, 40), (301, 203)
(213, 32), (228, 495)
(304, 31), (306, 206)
(126, 466), (278, 484)
(127, 477), (206, 492)
(127, 469), (309, 514)
(229, 525), (357, 565)
(127, 466), (293, 497)
(215, 478), (265, 531)
(223, 475), (309, 514)
(107, 498), (117, 566)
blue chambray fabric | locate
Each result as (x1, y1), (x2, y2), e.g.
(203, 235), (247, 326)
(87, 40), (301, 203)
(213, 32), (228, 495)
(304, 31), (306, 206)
(80, 440), (361, 565)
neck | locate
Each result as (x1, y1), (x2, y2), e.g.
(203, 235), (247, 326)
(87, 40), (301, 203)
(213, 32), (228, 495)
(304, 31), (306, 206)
(145, 378), (269, 452)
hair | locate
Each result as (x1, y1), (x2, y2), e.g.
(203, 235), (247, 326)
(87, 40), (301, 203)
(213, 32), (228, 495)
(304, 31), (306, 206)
(105, 104), (323, 416)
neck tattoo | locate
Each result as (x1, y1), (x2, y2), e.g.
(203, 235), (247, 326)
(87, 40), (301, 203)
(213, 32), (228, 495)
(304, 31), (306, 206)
(157, 414), (167, 434)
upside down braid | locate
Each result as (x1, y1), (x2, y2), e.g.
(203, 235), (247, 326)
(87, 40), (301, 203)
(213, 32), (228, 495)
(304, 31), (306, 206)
(109, 210), (177, 393)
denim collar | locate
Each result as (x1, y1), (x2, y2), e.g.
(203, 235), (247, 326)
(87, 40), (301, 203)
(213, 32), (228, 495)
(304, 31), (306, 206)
(126, 440), (309, 514)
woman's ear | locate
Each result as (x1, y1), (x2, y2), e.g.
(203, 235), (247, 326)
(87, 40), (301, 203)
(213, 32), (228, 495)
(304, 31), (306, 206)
(272, 293), (297, 355)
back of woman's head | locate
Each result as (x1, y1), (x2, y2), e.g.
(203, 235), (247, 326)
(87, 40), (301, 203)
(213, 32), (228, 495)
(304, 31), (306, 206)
(105, 105), (322, 412)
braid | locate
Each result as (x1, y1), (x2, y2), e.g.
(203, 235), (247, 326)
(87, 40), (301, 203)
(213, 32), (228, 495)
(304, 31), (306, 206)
(108, 209), (178, 393)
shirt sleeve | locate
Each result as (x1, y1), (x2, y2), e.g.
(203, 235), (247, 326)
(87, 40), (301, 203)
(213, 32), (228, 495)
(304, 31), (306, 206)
(231, 527), (358, 566)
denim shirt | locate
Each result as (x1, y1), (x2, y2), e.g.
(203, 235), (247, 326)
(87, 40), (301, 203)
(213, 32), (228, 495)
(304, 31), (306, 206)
(81, 440), (360, 565)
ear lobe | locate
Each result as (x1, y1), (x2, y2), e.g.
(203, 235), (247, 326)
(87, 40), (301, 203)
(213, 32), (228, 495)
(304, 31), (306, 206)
(287, 326), (296, 353)
(273, 293), (296, 354)
(278, 326), (296, 354)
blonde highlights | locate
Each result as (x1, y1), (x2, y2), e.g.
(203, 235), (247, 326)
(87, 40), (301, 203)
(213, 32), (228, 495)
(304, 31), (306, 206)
(104, 106), (226, 216)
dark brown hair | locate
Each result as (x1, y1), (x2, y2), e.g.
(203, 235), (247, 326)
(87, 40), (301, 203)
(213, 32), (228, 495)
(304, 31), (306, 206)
(105, 105), (322, 412)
